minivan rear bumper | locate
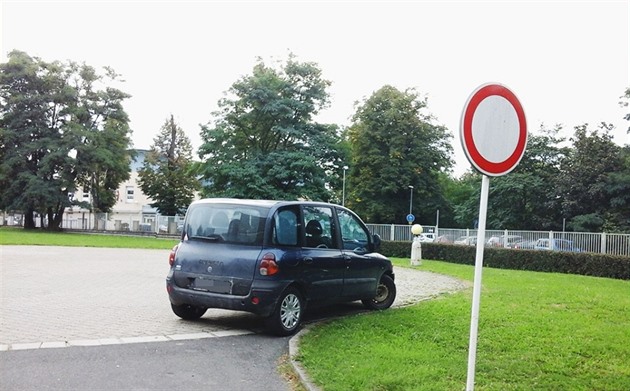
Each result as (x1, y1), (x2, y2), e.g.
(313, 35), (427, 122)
(166, 278), (288, 318)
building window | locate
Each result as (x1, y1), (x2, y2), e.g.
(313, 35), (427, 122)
(126, 186), (135, 202)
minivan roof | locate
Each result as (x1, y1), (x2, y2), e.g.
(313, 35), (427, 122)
(191, 198), (342, 209)
(192, 198), (281, 207)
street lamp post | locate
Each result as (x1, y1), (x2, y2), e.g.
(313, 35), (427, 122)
(408, 185), (414, 215)
(342, 166), (349, 206)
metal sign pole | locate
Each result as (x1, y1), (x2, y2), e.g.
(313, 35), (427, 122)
(466, 174), (490, 391)
(460, 83), (527, 391)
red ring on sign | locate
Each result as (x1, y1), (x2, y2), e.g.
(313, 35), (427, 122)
(461, 84), (527, 176)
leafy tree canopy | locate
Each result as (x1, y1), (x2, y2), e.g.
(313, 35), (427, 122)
(346, 85), (453, 224)
(604, 145), (630, 232)
(0, 50), (132, 229)
(71, 64), (133, 220)
(198, 55), (343, 201)
(448, 123), (630, 233)
(558, 123), (624, 232)
(138, 115), (199, 216)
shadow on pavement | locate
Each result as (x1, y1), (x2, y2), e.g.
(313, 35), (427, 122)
(183, 301), (369, 335)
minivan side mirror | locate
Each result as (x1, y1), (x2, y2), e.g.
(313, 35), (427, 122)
(372, 234), (382, 252)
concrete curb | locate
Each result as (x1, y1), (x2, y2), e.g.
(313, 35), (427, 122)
(289, 326), (322, 391)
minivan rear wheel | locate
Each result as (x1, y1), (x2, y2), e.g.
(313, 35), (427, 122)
(171, 303), (207, 320)
(362, 274), (396, 310)
(265, 287), (303, 336)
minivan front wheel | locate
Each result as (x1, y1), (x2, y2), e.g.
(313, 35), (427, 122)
(171, 303), (207, 320)
(362, 274), (396, 310)
(266, 287), (303, 336)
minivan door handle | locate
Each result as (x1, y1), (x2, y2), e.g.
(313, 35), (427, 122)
(303, 257), (313, 264)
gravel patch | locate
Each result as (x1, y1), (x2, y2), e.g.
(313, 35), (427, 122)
(392, 265), (472, 307)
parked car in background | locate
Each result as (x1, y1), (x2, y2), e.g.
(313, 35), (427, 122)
(166, 198), (396, 336)
(487, 235), (523, 248)
(435, 234), (457, 244)
(534, 238), (582, 252)
(454, 236), (477, 246)
(512, 240), (538, 250)
(418, 233), (435, 242)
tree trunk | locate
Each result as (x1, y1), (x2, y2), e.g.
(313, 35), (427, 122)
(52, 206), (64, 230)
(24, 208), (36, 229)
(46, 204), (65, 231)
(93, 210), (99, 230)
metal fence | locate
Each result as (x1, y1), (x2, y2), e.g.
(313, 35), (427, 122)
(3, 211), (628, 257)
(59, 213), (185, 234)
(366, 224), (630, 257)
(2, 211), (184, 235)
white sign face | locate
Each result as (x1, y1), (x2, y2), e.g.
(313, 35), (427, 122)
(472, 95), (520, 163)
(460, 83), (527, 176)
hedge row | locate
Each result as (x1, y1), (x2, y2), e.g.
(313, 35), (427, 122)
(380, 241), (630, 280)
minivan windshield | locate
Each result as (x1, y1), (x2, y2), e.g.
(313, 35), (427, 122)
(185, 203), (268, 245)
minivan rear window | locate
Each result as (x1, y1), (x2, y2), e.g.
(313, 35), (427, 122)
(185, 203), (268, 245)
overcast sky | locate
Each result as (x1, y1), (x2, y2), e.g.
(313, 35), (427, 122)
(2, 0), (629, 176)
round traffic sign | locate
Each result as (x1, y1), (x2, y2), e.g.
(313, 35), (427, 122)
(406, 214), (415, 223)
(460, 83), (527, 176)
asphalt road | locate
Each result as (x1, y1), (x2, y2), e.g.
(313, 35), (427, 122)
(2, 334), (292, 391)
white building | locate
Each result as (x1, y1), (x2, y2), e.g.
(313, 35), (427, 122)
(63, 149), (185, 233)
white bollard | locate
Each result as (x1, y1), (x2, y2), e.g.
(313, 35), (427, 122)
(410, 224), (423, 266)
(411, 236), (422, 266)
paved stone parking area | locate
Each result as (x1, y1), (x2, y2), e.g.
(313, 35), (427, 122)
(0, 245), (470, 351)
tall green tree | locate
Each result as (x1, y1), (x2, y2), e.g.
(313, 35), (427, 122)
(0, 50), (132, 230)
(1, 51), (76, 229)
(346, 86), (453, 224)
(198, 55), (343, 201)
(71, 63), (133, 224)
(604, 145), (630, 232)
(138, 115), (199, 216)
(558, 123), (624, 232)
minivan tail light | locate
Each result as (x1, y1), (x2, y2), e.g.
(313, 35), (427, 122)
(168, 244), (179, 266)
(259, 253), (278, 276)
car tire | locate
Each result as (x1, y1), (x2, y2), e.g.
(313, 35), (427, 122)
(170, 303), (207, 320)
(362, 274), (396, 310)
(265, 287), (303, 336)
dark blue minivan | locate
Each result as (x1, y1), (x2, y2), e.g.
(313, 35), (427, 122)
(166, 198), (396, 336)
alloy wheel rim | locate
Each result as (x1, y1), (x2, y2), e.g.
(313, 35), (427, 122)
(280, 293), (301, 329)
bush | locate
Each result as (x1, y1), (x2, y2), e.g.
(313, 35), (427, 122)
(380, 241), (630, 280)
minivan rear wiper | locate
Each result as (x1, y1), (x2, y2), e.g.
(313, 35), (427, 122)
(189, 234), (224, 242)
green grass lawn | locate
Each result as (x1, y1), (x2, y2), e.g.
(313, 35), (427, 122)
(0, 227), (178, 249)
(296, 259), (630, 391)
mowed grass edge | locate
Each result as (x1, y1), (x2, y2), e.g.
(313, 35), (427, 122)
(296, 259), (630, 391)
(0, 227), (178, 249)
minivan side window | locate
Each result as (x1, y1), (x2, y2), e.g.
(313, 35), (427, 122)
(337, 209), (369, 251)
(302, 206), (337, 249)
(272, 208), (298, 247)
